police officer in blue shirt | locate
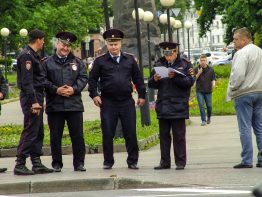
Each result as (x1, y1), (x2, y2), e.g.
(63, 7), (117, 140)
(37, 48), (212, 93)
(15, 29), (53, 175)
(42, 32), (88, 172)
(88, 29), (146, 170)
(148, 42), (195, 170)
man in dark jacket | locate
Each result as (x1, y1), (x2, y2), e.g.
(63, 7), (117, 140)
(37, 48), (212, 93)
(148, 42), (195, 170)
(0, 69), (7, 173)
(42, 32), (88, 172)
(88, 28), (146, 170)
(15, 29), (53, 175)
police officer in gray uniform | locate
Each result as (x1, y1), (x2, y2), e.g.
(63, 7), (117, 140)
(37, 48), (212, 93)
(42, 32), (88, 172)
(88, 29), (146, 170)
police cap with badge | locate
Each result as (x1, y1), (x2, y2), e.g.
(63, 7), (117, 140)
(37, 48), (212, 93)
(103, 28), (124, 42)
(159, 41), (179, 56)
(56, 31), (77, 45)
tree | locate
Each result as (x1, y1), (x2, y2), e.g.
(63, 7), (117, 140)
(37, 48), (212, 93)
(0, 0), (104, 55)
(194, 0), (262, 46)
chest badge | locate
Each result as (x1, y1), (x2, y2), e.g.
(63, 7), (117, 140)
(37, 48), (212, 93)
(26, 61), (32, 70)
(71, 64), (77, 71)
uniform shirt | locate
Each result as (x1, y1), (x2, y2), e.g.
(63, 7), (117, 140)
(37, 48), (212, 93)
(0, 70), (7, 99)
(194, 65), (216, 94)
(42, 52), (88, 113)
(17, 45), (45, 104)
(88, 51), (146, 101)
(148, 56), (195, 119)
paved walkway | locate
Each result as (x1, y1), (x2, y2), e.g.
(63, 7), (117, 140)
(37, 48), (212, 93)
(0, 93), (262, 194)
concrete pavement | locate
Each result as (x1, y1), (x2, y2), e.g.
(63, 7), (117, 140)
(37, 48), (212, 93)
(0, 112), (262, 194)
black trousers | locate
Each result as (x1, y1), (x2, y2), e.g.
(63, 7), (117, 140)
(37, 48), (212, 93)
(47, 111), (85, 168)
(159, 118), (186, 167)
(100, 98), (138, 166)
(17, 91), (44, 159)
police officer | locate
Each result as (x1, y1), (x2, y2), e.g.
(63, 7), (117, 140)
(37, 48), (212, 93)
(88, 28), (146, 170)
(0, 69), (7, 173)
(15, 29), (53, 175)
(42, 32), (88, 172)
(148, 42), (195, 170)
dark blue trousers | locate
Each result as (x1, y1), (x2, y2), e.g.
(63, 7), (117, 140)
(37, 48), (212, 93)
(159, 118), (186, 167)
(17, 91), (44, 159)
(100, 98), (138, 166)
(47, 112), (85, 168)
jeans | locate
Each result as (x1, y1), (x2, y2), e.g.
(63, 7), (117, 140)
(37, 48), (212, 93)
(234, 93), (262, 165)
(196, 92), (212, 122)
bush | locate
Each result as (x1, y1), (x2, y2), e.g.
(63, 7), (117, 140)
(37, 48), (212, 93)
(213, 65), (231, 78)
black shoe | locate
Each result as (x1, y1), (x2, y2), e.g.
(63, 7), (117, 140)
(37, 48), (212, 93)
(154, 165), (171, 170)
(14, 165), (35, 175)
(176, 165), (185, 170)
(233, 163), (253, 169)
(74, 165), (86, 171)
(0, 168), (7, 173)
(128, 164), (139, 170)
(103, 165), (112, 170)
(256, 163), (262, 168)
(32, 165), (53, 174)
(53, 165), (62, 172)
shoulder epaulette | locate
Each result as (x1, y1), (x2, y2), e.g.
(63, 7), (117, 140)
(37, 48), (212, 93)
(96, 53), (106, 58)
(123, 52), (135, 57)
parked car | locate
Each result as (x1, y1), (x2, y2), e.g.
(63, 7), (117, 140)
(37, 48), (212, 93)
(196, 51), (228, 66)
(211, 53), (232, 66)
(11, 59), (17, 71)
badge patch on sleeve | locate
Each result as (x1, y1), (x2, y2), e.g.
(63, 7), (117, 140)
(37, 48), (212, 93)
(26, 61), (32, 70)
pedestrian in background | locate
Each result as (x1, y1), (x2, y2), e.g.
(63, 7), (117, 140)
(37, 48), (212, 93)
(88, 28), (146, 170)
(0, 69), (7, 173)
(227, 27), (262, 169)
(42, 32), (88, 172)
(148, 42), (195, 170)
(194, 54), (216, 126)
(14, 29), (53, 175)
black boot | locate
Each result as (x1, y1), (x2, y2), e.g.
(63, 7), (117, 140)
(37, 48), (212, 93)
(31, 157), (53, 174)
(14, 157), (34, 175)
(0, 168), (7, 173)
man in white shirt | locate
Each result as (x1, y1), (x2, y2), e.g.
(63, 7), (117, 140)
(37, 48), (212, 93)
(227, 27), (262, 169)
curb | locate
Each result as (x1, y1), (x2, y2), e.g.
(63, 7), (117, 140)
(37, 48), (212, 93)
(0, 177), (174, 195)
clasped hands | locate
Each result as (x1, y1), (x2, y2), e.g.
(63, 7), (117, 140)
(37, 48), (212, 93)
(56, 85), (74, 97)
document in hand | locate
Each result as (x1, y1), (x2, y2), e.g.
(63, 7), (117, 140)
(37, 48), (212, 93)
(154, 66), (186, 78)
(168, 67), (186, 76)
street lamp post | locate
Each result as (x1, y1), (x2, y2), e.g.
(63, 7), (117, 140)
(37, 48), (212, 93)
(132, 2), (151, 126)
(160, 0), (175, 42)
(173, 19), (182, 50)
(159, 14), (168, 41)
(1, 27), (10, 98)
(184, 20), (192, 60)
(19, 28), (28, 49)
(143, 11), (155, 103)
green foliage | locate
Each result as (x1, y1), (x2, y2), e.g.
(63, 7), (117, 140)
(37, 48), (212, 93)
(194, 0), (262, 46)
(189, 78), (235, 116)
(0, 110), (159, 149)
(0, 0), (104, 54)
(213, 65), (231, 78)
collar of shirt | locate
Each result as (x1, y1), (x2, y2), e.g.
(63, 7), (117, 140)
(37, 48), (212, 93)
(110, 53), (121, 63)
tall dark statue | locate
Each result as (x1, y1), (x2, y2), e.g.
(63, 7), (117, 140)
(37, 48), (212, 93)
(113, 0), (161, 66)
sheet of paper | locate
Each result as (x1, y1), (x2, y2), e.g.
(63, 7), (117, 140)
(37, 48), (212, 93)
(154, 66), (168, 78)
(168, 67), (186, 76)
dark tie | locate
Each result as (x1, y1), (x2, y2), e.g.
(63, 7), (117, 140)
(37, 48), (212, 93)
(168, 62), (172, 67)
(112, 56), (119, 62)
(60, 57), (66, 63)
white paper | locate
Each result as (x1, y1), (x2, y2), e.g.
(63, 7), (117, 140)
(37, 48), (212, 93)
(168, 67), (186, 76)
(154, 67), (168, 78)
